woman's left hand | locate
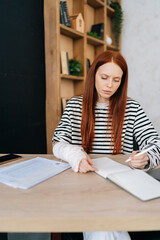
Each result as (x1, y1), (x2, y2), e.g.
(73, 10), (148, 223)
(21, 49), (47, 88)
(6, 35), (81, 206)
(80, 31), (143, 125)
(129, 151), (150, 169)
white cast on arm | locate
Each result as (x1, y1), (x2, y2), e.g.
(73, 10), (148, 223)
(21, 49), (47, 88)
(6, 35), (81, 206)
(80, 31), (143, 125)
(53, 141), (86, 172)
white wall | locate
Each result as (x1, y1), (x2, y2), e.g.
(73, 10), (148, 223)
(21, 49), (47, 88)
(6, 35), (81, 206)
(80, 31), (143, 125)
(121, 0), (160, 134)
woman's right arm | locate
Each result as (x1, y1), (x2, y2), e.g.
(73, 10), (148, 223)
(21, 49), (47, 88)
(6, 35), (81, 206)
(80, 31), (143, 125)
(53, 141), (97, 173)
(52, 99), (97, 173)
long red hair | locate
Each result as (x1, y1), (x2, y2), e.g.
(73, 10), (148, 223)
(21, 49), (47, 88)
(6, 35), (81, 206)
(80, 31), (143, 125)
(81, 50), (128, 154)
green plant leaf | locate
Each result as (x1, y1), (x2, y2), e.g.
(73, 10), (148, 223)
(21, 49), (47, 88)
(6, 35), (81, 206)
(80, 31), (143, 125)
(110, 1), (123, 47)
(69, 59), (82, 76)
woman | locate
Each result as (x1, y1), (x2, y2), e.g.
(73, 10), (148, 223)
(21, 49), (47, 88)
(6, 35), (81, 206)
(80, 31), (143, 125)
(52, 50), (160, 240)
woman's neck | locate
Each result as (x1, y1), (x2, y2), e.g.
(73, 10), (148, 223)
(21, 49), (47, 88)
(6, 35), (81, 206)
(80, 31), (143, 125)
(96, 101), (109, 108)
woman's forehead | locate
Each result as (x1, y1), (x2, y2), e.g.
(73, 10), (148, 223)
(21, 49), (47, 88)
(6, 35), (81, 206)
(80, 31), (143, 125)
(97, 62), (123, 76)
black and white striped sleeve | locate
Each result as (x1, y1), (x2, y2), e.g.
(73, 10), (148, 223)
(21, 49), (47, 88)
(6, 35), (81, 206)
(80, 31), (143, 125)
(146, 140), (160, 169)
(52, 104), (72, 144)
(133, 104), (160, 168)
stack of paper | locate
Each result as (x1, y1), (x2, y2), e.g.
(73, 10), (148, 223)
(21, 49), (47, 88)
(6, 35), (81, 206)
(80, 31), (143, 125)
(0, 157), (70, 189)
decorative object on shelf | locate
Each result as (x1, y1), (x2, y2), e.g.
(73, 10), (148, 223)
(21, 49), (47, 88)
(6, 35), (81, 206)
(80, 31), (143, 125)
(87, 32), (101, 40)
(60, 51), (70, 75)
(110, 1), (123, 47)
(70, 13), (84, 33)
(91, 23), (104, 39)
(59, 1), (71, 27)
(86, 58), (91, 73)
(69, 59), (82, 76)
(106, 35), (112, 45)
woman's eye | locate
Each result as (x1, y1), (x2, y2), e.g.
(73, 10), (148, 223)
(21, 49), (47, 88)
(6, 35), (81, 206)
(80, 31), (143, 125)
(101, 77), (108, 80)
(114, 79), (120, 82)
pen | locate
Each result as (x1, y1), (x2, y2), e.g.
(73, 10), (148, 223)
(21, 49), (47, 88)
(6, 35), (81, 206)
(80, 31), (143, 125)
(125, 145), (155, 162)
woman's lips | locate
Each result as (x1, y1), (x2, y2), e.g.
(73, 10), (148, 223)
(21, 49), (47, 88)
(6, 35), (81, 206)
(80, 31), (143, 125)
(103, 90), (112, 94)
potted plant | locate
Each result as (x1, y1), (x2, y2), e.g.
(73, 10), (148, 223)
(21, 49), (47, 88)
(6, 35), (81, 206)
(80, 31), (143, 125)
(110, 1), (123, 47)
(87, 31), (101, 40)
(69, 59), (82, 76)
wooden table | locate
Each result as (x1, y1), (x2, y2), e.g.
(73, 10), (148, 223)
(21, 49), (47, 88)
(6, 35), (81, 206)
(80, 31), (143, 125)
(0, 154), (160, 233)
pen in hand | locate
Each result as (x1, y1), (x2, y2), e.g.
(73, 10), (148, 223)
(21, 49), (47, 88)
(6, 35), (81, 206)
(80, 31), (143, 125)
(125, 145), (155, 162)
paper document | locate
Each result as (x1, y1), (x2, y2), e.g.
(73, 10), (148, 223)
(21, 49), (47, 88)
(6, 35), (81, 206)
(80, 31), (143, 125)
(92, 157), (160, 201)
(0, 157), (70, 189)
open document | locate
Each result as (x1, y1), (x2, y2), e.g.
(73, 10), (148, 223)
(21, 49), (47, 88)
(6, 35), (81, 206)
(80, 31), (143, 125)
(0, 157), (70, 189)
(92, 157), (160, 201)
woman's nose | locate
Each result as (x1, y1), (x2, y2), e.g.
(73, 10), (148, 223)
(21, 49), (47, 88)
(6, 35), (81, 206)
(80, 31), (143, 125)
(107, 79), (113, 88)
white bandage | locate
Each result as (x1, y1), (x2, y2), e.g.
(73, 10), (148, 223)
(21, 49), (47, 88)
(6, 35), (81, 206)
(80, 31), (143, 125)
(53, 141), (86, 172)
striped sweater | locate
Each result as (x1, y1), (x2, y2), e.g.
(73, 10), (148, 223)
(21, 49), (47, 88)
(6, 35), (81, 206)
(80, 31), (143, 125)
(53, 96), (160, 169)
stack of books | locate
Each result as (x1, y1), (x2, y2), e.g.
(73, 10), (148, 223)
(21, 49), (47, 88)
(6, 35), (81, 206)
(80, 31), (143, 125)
(59, 1), (71, 27)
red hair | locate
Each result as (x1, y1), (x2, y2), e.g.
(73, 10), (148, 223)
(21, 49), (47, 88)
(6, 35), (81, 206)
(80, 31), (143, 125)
(81, 50), (128, 154)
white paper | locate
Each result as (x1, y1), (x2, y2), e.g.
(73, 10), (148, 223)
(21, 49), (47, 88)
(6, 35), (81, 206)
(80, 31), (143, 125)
(92, 157), (131, 178)
(109, 170), (160, 201)
(0, 157), (70, 189)
(92, 157), (160, 201)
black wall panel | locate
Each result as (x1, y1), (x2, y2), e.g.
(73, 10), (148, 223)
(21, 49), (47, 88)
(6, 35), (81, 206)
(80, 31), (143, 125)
(0, 0), (46, 153)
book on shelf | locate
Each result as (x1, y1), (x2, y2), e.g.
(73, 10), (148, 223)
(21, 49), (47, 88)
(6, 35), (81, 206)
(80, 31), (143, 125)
(60, 51), (70, 75)
(92, 157), (160, 201)
(59, 1), (64, 25)
(59, 1), (71, 28)
(106, 0), (111, 6)
(63, 1), (71, 27)
(86, 58), (91, 73)
(91, 23), (104, 39)
(66, 52), (70, 74)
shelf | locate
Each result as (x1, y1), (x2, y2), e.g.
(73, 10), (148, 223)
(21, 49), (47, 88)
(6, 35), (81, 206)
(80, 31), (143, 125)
(44, 0), (122, 153)
(87, 35), (105, 46)
(61, 74), (84, 81)
(107, 5), (115, 18)
(107, 44), (120, 51)
(60, 24), (84, 39)
(87, 0), (104, 8)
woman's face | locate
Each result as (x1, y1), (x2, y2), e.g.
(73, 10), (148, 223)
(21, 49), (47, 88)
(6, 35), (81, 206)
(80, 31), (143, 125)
(95, 62), (123, 103)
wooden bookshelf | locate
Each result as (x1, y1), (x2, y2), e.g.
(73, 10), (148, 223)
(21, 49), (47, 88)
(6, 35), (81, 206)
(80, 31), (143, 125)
(87, 35), (105, 46)
(61, 74), (84, 81)
(44, 0), (122, 153)
(60, 24), (84, 39)
(87, 0), (105, 8)
(107, 44), (120, 51)
(107, 5), (115, 18)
